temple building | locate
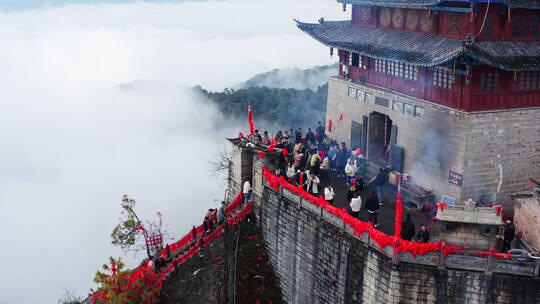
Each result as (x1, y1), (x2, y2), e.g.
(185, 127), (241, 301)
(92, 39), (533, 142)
(297, 0), (540, 204)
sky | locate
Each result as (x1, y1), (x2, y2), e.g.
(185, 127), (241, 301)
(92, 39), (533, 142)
(0, 0), (344, 303)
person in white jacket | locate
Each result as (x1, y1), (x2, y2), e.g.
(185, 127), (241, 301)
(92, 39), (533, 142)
(324, 185), (335, 205)
(350, 196), (362, 218)
(344, 159), (357, 183)
(243, 179), (251, 205)
(305, 173), (320, 195)
(286, 162), (296, 183)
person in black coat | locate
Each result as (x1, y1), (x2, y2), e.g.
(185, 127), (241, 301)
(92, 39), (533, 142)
(316, 122), (325, 143)
(366, 191), (379, 227)
(416, 224), (430, 243)
(502, 218), (515, 253)
(306, 128), (315, 143)
(401, 214), (416, 241)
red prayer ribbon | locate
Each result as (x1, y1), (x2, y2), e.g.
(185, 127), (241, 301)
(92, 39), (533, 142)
(394, 192), (403, 237)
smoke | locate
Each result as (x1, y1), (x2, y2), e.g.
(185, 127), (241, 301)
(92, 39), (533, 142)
(0, 1), (347, 303)
(236, 64), (338, 90)
(406, 130), (443, 191)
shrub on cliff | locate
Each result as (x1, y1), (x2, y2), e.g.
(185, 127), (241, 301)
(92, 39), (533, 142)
(91, 257), (162, 304)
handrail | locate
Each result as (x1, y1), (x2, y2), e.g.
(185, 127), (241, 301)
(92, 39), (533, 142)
(262, 169), (539, 277)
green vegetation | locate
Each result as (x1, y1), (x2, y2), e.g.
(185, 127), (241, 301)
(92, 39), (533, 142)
(195, 84), (328, 128)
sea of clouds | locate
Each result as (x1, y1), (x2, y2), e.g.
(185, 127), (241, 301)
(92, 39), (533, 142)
(0, 0), (344, 303)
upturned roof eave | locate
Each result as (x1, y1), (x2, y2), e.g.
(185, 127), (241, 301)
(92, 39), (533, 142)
(296, 20), (540, 71)
(337, 0), (540, 9)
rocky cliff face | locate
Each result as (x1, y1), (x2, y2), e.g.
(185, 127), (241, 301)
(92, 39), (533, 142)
(160, 220), (284, 304)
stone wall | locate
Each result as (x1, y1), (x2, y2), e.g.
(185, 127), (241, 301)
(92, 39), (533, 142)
(326, 77), (540, 204)
(227, 143), (255, 201)
(253, 186), (540, 304)
(514, 195), (540, 250)
(463, 110), (540, 204)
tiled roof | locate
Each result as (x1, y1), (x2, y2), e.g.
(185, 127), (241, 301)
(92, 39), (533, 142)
(296, 20), (540, 71)
(436, 206), (502, 225)
(339, 0), (442, 7)
(296, 20), (463, 67)
(467, 40), (540, 71)
(338, 0), (540, 9)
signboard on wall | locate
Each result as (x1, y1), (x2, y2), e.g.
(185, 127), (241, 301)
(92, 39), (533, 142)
(448, 170), (463, 187)
(442, 196), (456, 206)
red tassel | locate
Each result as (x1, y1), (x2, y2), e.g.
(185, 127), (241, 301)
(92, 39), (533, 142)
(339, 113), (343, 121)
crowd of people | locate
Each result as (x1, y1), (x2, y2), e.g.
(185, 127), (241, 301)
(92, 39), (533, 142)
(247, 122), (432, 243)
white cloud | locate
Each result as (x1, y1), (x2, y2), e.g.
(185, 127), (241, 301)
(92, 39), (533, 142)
(0, 1), (346, 303)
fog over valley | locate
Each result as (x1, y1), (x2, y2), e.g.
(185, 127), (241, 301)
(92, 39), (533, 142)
(0, 1), (345, 303)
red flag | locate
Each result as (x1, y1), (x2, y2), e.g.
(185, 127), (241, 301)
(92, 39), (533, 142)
(248, 104), (255, 137)
(394, 192), (403, 237)
(328, 119), (333, 132)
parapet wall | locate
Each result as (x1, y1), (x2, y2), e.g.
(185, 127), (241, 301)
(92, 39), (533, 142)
(252, 185), (540, 304)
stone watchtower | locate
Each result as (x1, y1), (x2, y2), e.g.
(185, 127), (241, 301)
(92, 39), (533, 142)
(297, 0), (540, 204)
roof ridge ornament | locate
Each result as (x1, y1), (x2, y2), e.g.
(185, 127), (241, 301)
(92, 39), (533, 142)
(465, 34), (475, 46)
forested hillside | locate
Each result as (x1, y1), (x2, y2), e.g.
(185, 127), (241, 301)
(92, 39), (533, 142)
(194, 84), (328, 128)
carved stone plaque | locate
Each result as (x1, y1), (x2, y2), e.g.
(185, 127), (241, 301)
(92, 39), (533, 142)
(380, 8), (391, 27)
(406, 9), (419, 30)
(420, 10), (433, 32)
(392, 8), (404, 28)
(361, 6), (372, 23)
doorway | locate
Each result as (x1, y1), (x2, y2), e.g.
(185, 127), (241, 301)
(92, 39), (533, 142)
(367, 112), (392, 162)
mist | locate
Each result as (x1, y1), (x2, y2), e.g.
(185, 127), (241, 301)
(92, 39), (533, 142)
(0, 1), (347, 303)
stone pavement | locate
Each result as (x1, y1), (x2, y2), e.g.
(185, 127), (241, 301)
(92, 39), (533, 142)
(318, 170), (440, 241)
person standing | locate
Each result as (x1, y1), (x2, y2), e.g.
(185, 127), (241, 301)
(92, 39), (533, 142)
(336, 142), (349, 178)
(243, 179), (251, 205)
(306, 128), (315, 143)
(250, 130), (262, 144)
(366, 191), (379, 227)
(324, 184), (335, 205)
(401, 214), (416, 241)
(346, 182), (359, 202)
(316, 121), (325, 143)
(217, 201), (226, 224)
(416, 224), (430, 243)
(320, 155), (330, 183)
(345, 158), (357, 184)
(350, 195), (362, 218)
(502, 218), (515, 253)
(310, 152), (322, 176)
(372, 168), (388, 205)
(286, 162), (296, 183)
(305, 173), (320, 196)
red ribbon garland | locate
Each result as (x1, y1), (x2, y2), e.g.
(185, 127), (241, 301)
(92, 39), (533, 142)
(261, 168), (514, 259)
(94, 200), (254, 304)
(248, 104), (255, 137)
(394, 192), (403, 238)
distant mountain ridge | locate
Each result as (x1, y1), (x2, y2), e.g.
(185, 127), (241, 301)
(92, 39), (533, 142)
(236, 63), (337, 91)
